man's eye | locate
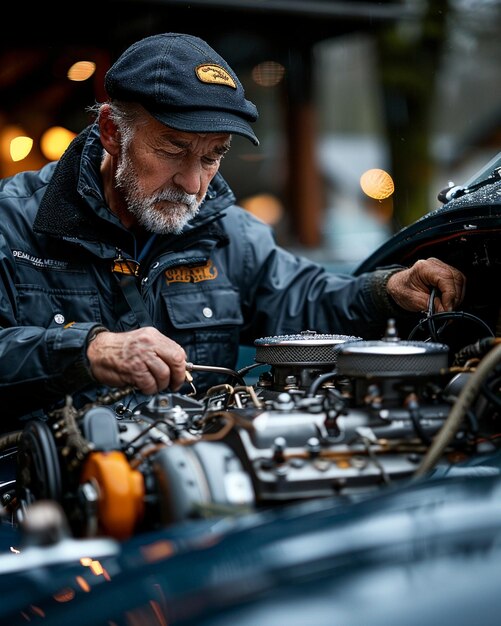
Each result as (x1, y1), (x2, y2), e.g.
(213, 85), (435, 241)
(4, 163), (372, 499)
(203, 154), (224, 166)
(157, 149), (181, 159)
(203, 157), (218, 166)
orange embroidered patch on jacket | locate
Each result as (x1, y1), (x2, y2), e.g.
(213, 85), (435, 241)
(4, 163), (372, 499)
(165, 260), (218, 284)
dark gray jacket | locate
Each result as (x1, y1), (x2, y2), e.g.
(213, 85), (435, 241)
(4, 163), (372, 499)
(0, 123), (401, 421)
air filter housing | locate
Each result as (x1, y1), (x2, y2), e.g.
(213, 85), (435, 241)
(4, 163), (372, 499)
(336, 339), (449, 378)
(254, 330), (361, 391)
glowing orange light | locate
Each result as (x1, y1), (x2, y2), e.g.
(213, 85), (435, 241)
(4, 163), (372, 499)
(141, 540), (176, 563)
(40, 126), (77, 161)
(30, 605), (45, 617)
(10, 136), (33, 162)
(240, 193), (284, 226)
(67, 61), (96, 81)
(0, 125), (32, 162)
(89, 560), (104, 576)
(53, 587), (76, 603)
(360, 168), (395, 200)
(81, 556), (108, 577)
(150, 600), (168, 626)
(252, 61), (285, 87)
(76, 575), (91, 592)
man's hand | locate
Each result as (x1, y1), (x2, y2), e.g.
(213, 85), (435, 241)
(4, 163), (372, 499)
(386, 257), (466, 313)
(86, 327), (187, 394)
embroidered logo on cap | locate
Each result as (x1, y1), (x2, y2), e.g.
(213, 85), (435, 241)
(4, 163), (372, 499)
(195, 64), (236, 89)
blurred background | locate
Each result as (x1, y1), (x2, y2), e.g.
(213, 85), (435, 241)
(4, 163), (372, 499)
(0, 0), (499, 271)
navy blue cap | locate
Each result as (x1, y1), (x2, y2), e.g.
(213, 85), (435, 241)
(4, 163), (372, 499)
(104, 33), (259, 146)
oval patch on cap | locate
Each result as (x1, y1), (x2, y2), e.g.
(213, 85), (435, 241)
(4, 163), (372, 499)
(195, 64), (236, 89)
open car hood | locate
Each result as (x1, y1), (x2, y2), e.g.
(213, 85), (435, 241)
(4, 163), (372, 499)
(355, 152), (501, 274)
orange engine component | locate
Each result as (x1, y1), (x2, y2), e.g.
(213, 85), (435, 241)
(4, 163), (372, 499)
(80, 450), (145, 541)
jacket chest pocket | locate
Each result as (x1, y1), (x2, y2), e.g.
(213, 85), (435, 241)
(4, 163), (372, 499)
(163, 286), (243, 329)
(16, 285), (102, 327)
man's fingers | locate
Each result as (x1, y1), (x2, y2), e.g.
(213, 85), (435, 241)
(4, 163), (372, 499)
(425, 258), (466, 312)
(87, 327), (187, 392)
(386, 258), (466, 313)
(152, 343), (187, 390)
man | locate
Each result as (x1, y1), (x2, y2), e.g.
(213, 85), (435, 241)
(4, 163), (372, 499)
(0, 33), (465, 421)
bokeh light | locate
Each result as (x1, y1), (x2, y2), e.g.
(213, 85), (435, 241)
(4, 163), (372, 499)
(40, 126), (77, 161)
(240, 193), (284, 225)
(360, 168), (395, 200)
(67, 61), (96, 82)
(10, 136), (33, 161)
(0, 125), (31, 162)
(251, 61), (285, 87)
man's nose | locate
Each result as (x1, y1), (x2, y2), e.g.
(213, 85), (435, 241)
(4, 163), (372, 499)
(172, 159), (202, 196)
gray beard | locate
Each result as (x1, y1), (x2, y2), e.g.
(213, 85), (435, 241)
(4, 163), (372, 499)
(115, 152), (201, 235)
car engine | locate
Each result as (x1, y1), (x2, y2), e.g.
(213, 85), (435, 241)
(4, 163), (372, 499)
(3, 315), (501, 542)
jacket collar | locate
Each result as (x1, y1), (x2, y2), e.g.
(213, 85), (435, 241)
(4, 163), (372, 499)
(33, 124), (131, 252)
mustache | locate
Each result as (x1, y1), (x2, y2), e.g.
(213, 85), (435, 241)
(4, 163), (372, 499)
(153, 188), (199, 211)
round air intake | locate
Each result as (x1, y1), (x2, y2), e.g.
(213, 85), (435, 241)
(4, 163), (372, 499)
(254, 330), (362, 366)
(336, 338), (449, 378)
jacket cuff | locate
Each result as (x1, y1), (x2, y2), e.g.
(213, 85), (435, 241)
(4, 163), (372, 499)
(86, 325), (108, 347)
(48, 323), (109, 393)
(366, 266), (410, 318)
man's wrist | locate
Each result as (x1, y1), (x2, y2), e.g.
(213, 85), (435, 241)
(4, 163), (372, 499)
(86, 325), (108, 345)
(369, 267), (408, 317)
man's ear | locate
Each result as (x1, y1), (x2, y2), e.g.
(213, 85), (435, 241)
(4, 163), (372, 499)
(98, 105), (121, 156)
